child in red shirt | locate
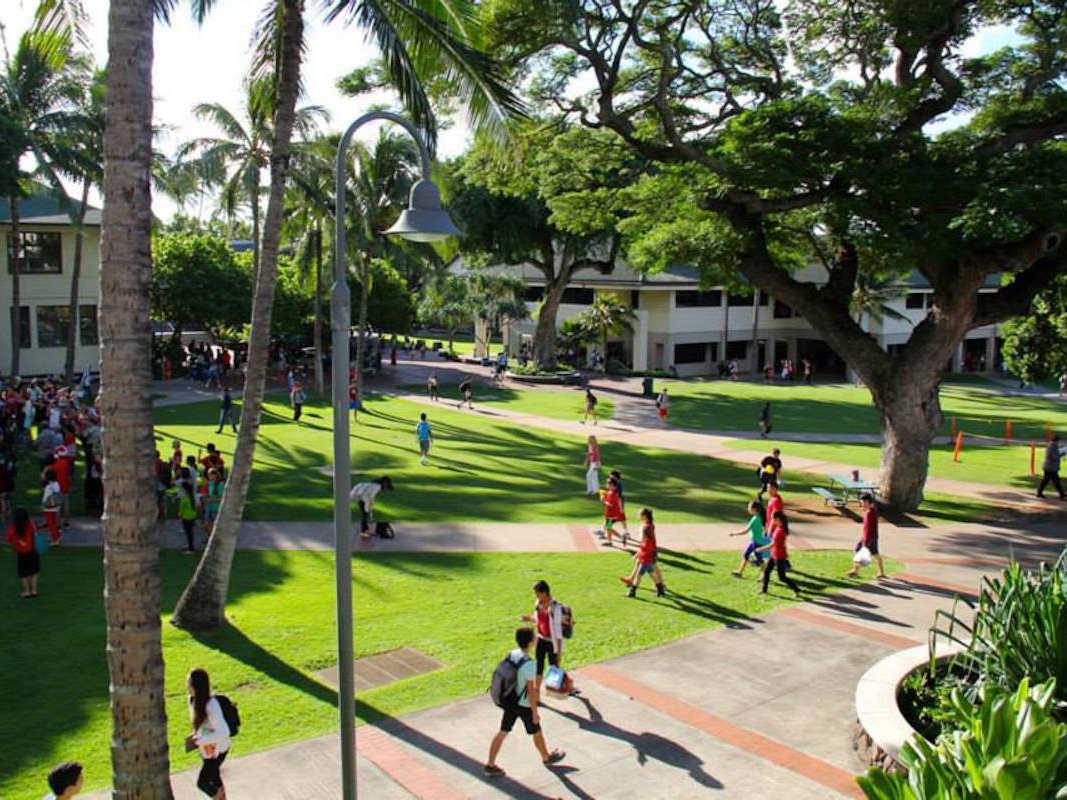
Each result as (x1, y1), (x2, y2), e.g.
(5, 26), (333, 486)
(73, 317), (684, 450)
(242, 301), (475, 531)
(846, 494), (886, 579)
(5, 507), (40, 597)
(599, 476), (626, 547)
(620, 508), (666, 597)
(757, 510), (801, 598)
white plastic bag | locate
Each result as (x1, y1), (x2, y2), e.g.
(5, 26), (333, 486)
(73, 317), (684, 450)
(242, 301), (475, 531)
(853, 546), (872, 566)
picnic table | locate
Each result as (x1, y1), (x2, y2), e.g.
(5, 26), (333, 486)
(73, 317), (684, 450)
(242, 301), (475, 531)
(828, 474), (880, 503)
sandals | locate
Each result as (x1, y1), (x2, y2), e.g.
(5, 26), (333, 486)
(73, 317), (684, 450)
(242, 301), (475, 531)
(542, 750), (565, 766)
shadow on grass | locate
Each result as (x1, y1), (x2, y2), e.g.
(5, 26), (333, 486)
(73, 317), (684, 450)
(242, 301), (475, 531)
(631, 588), (763, 630)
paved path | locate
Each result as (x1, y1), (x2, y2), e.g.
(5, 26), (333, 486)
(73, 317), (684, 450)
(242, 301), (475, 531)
(83, 362), (1063, 799)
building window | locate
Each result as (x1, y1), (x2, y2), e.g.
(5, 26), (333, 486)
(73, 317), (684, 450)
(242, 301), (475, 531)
(631, 290), (640, 309)
(7, 231), (62, 274)
(673, 342), (709, 364)
(727, 292), (754, 307)
(905, 292), (925, 310)
(561, 287), (594, 305)
(726, 340), (748, 360)
(773, 300), (793, 318)
(10, 306), (30, 348)
(676, 290), (722, 307)
(79, 304), (98, 346)
(757, 291), (769, 306)
(523, 286), (543, 303)
(36, 305), (71, 347)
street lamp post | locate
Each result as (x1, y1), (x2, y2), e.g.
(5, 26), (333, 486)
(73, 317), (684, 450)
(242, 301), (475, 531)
(332, 111), (460, 800)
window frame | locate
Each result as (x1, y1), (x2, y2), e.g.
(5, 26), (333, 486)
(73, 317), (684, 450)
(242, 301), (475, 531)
(36, 305), (72, 348)
(7, 231), (63, 274)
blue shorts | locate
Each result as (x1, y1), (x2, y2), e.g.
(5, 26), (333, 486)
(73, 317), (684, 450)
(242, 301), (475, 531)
(743, 541), (766, 563)
(638, 561), (655, 575)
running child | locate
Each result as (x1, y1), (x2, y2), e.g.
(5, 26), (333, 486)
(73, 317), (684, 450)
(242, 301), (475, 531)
(598, 475), (626, 547)
(581, 388), (598, 425)
(620, 508), (665, 597)
(730, 500), (769, 577)
(757, 510), (801, 598)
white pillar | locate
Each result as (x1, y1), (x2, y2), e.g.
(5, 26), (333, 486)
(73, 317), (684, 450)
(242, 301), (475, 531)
(632, 310), (649, 372)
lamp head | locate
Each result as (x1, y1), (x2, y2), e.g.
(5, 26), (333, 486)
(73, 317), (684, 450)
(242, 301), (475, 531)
(383, 179), (461, 242)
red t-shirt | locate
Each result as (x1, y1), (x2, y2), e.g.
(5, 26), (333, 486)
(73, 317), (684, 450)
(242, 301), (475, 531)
(535, 605), (551, 639)
(637, 525), (657, 565)
(5, 522), (35, 555)
(766, 495), (783, 529)
(54, 457), (73, 494)
(769, 523), (789, 561)
(603, 488), (625, 521)
(862, 507), (879, 546)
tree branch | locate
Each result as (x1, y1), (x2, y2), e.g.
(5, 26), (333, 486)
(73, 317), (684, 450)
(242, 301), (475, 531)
(973, 248), (1067, 328)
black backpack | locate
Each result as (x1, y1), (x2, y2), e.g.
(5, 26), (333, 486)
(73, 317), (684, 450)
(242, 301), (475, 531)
(375, 521), (395, 539)
(215, 694), (241, 736)
(557, 602), (574, 639)
(489, 653), (529, 708)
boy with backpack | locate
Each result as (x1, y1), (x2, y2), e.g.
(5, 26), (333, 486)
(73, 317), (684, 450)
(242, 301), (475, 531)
(485, 627), (566, 778)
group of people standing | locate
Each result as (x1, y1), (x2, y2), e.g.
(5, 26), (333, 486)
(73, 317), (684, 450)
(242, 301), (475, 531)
(156, 440), (227, 553)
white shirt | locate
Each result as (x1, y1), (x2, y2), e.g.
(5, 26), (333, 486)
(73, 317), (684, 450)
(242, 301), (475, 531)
(350, 481), (382, 510)
(194, 696), (232, 758)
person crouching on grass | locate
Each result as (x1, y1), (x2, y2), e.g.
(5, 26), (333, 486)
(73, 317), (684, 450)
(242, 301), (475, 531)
(620, 507), (665, 597)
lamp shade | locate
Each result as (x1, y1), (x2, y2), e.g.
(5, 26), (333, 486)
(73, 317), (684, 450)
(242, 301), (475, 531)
(383, 179), (461, 242)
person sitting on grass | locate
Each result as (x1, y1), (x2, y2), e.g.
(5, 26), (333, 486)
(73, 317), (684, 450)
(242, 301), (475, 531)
(845, 494), (886, 579)
(484, 627), (566, 779)
(730, 500), (768, 577)
(620, 507), (665, 597)
(350, 476), (394, 540)
(45, 761), (83, 799)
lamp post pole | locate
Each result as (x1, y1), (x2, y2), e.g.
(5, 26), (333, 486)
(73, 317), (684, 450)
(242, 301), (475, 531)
(332, 111), (458, 800)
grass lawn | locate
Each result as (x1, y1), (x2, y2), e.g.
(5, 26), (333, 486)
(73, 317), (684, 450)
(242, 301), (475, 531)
(724, 438), (1039, 490)
(656, 379), (1067, 440)
(398, 383), (615, 422)
(0, 546), (896, 797)
(141, 396), (982, 524)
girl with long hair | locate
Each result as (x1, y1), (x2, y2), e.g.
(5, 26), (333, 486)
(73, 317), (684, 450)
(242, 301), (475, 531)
(757, 510), (801, 598)
(4, 507), (39, 597)
(187, 668), (230, 799)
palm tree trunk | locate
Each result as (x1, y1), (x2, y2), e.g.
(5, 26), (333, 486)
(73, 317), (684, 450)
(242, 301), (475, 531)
(313, 224), (324, 397)
(101, 0), (173, 794)
(251, 170), (261, 282)
(65, 180), (92, 383)
(9, 195), (21, 377)
(171, 0), (304, 630)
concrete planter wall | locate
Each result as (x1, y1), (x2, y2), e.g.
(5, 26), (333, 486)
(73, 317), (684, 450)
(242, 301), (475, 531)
(853, 642), (965, 772)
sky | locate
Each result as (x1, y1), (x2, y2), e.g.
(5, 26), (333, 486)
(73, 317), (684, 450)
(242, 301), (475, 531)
(2, 0), (474, 220)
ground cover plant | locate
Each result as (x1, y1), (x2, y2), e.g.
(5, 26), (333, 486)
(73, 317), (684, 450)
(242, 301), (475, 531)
(397, 383), (615, 422)
(0, 547), (894, 797)
(656, 380), (1067, 442)
(140, 397), (985, 524)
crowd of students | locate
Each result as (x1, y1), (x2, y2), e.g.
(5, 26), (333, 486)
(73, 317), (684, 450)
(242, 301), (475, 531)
(155, 440), (228, 553)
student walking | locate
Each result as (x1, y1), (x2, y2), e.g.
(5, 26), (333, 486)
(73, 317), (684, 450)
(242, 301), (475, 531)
(758, 510), (801, 598)
(730, 500), (769, 577)
(759, 401), (772, 438)
(349, 381), (360, 424)
(187, 668), (231, 800)
(290, 382), (306, 422)
(655, 388), (669, 423)
(42, 468), (62, 544)
(581, 388), (598, 424)
(427, 370), (439, 402)
(5, 507), (39, 598)
(350, 476), (394, 539)
(757, 448), (783, 500)
(846, 494), (886, 578)
(583, 435), (600, 495)
(458, 377), (474, 410)
(1036, 435), (1066, 499)
(598, 475), (626, 547)
(484, 627), (565, 778)
(416, 413), (433, 466)
(520, 580), (566, 691)
(621, 508), (665, 597)
(44, 761), (84, 799)
(178, 479), (200, 553)
(608, 469), (631, 542)
(764, 482), (784, 530)
(202, 469), (223, 537)
(216, 388), (237, 434)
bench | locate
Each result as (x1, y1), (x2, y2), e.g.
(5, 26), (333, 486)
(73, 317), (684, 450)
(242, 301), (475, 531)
(812, 487), (847, 508)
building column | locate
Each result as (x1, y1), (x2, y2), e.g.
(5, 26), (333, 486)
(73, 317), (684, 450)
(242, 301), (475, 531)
(953, 341), (964, 373)
(984, 334), (996, 373)
(632, 310), (649, 372)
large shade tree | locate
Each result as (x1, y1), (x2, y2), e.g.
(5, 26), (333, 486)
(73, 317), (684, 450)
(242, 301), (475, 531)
(172, 0), (524, 630)
(487, 0), (1067, 509)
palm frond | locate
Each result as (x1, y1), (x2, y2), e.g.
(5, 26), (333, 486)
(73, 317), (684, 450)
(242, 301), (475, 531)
(191, 102), (250, 144)
(31, 0), (91, 56)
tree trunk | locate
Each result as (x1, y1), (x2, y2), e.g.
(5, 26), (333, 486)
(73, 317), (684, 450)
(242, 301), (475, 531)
(101, 1), (173, 795)
(9, 195), (21, 377)
(250, 168), (261, 283)
(65, 180), (92, 383)
(874, 377), (942, 508)
(533, 259), (570, 370)
(313, 224), (324, 397)
(171, 0), (304, 630)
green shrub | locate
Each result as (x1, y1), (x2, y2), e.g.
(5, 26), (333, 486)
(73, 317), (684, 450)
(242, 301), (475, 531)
(510, 362), (574, 376)
(858, 679), (1067, 799)
(929, 549), (1067, 715)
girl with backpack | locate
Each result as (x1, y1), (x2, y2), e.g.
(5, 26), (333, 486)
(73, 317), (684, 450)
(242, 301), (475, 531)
(757, 510), (801, 598)
(4, 507), (39, 598)
(41, 468), (62, 544)
(187, 668), (231, 799)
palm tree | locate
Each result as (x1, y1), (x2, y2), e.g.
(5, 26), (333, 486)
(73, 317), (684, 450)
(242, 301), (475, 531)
(172, 0), (526, 631)
(176, 85), (327, 277)
(576, 294), (637, 370)
(850, 273), (911, 329)
(0, 28), (84, 376)
(97, 0), (174, 794)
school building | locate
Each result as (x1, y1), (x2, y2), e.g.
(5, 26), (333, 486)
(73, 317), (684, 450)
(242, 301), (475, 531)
(0, 191), (102, 377)
(451, 258), (1002, 378)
